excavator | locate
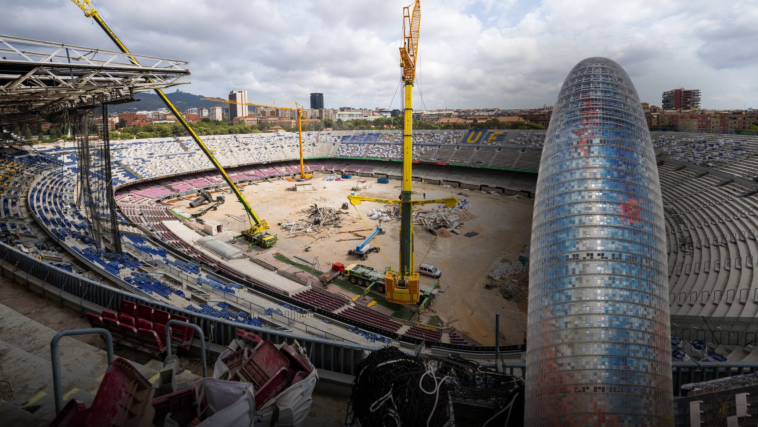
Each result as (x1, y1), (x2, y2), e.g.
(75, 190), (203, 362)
(70, 0), (277, 248)
(201, 98), (312, 181)
(348, 0), (458, 305)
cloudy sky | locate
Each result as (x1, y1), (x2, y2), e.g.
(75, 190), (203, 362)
(3, 0), (757, 110)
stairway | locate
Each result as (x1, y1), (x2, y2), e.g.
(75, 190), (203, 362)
(0, 303), (200, 424)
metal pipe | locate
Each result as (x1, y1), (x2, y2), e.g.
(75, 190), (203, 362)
(165, 319), (207, 378)
(51, 328), (113, 414)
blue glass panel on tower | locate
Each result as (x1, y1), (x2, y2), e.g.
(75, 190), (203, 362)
(526, 57), (673, 425)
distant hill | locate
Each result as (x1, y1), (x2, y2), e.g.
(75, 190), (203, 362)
(106, 90), (225, 113)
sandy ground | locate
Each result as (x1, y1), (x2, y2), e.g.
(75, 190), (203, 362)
(169, 175), (534, 345)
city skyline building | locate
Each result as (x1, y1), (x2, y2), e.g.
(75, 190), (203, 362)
(662, 88), (701, 110)
(228, 90), (249, 122)
(526, 57), (673, 425)
(310, 93), (324, 110)
(208, 106), (223, 121)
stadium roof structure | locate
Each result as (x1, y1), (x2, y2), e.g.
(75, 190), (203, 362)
(0, 34), (190, 126)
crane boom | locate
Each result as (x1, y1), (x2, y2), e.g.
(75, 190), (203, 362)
(202, 97), (311, 180)
(70, 0), (271, 238)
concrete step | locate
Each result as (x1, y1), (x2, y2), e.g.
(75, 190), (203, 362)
(0, 302), (203, 423)
(0, 400), (49, 427)
(0, 339), (99, 422)
(0, 303), (199, 385)
(441, 332), (450, 344)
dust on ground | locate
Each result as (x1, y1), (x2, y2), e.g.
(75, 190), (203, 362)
(169, 175), (534, 345)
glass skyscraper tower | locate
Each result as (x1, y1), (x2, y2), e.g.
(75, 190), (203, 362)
(526, 57), (673, 426)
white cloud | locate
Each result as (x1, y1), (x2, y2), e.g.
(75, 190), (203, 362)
(1, 0), (756, 109)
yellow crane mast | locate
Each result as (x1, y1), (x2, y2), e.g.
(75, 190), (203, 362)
(201, 98), (312, 180)
(70, 0), (276, 248)
(349, 0), (457, 305)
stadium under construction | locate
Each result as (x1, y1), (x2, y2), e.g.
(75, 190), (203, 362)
(1, 1), (758, 426)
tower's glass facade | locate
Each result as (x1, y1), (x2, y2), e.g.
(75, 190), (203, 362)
(526, 57), (673, 426)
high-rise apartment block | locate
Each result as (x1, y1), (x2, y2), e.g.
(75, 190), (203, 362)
(662, 88), (701, 110)
(228, 90), (249, 122)
(310, 93), (324, 110)
(209, 106), (223, 121)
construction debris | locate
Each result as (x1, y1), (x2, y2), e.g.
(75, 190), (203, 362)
(464, 231), (479, 237)
(367, 205), (400, 222)
(497, 278), (528, 302)
(322, 174), (338, 181)
(488, 258), (529, 302)
(279, 204), (350, 243)
(225, 214), (246, 223)
(418, 208), (461, 235)
(489, 259), (523, 280)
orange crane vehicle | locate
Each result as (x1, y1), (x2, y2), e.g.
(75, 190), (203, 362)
(200, 98), (312, 180)
(70, 0), (277, 248)
(348, 0), (458, 305)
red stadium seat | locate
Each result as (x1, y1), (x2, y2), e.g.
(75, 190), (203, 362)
(137, 328), (166, 353)
(137, 304), (154, 322)
(86, 313), (105, 329)
(119, 323), (141, 346)
(118, 314), (136, 328)
(153, 309), (171, 325)
(170, 314), (194, 349)
(119, 300), (137, 317)
(136, 318), (152, 330)
(103, 318), (122, 339)
(101, 310), (118, 320)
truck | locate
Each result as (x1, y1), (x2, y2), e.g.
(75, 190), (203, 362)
(318, 262), (345, 284)
(343, 264), (388, 293)
(244, 232), (277, 248)
(342, 263), (442, 308)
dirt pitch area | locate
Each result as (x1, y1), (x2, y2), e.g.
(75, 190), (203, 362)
(169, 175), (533, 345)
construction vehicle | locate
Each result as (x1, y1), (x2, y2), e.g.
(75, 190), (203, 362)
(71, 0), (276, 248)
(347, 0), (457, 305)
(347, 227), (385, 260)
(192, 195), (225, 218)
(202, 98), (312, 181)
(343, 264), (389, 293)
(318, 262), (345, 284)
(189, 190), (214, 208)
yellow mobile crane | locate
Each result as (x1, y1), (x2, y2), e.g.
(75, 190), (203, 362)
(201, 98), (312, 180)
(348, 0), (457, 305)
(71, 0), (276, 247)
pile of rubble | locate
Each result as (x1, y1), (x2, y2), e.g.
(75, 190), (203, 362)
(487, 259), (529, 302)
(367, 205), (400, 222)
(417, 208), (464, 236)
(280, 204), (349, 235)
(489, 259), (524, 280)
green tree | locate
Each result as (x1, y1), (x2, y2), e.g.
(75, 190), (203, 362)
(322, 118), (334, 129)
(136, 131), (154, 139)
(119, 132), (133, 140)
(49, 126), (63, 139)
(23, 125), (32, 139)
(116, 119), (127, 129)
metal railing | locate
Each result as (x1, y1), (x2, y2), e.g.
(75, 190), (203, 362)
(165, 320), (207, 378)
(51, 328), (113, 414)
